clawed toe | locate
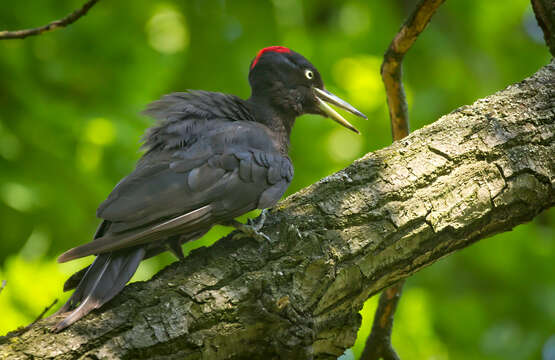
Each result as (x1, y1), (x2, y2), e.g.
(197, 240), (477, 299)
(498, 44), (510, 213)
(229, 210), (272, 243)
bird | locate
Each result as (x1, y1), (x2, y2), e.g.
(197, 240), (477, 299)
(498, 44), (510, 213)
(52, 46), (367, 332)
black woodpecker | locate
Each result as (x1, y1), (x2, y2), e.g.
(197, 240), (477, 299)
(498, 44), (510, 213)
(53, 46), (367, 332)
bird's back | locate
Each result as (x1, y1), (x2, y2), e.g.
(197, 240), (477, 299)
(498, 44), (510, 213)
(99, 92), (290, 225)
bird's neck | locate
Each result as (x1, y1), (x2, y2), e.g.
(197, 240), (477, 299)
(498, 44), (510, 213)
(246, 95), (296, 154)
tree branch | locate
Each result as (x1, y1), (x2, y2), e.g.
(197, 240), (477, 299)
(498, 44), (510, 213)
(381, 0), (445, 140)
(1, 61), (553, 359)
(361, 280), (404, 360)
(0, 0), (99, 40)
(364, 1), (446, 358)
(531, 0), (555, 56)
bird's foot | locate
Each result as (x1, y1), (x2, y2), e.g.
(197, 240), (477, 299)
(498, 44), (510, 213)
(247, 209), (268, 232)
(230, 210), (272, 244)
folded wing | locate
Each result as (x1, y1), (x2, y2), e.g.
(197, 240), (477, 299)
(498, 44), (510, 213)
(58, 119), (293, 263)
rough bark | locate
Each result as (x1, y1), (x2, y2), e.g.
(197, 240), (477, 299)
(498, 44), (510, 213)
(1, 61), (553, 359)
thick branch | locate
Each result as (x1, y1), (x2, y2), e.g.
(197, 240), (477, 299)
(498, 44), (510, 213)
(0, 0), (99, 40)
(1, 61), (553, 359)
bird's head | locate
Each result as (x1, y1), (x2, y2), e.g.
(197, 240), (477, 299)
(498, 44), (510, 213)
(248, 46), (367, 134)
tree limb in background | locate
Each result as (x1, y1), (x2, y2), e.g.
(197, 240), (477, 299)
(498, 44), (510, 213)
(0, 60), (552, 359)
(381, 0), (445, 140)
(363, 1), (445, 358)
(531, 0), (555, 56)
(0, 280), (5, 295)
(361, 281), (405, 360)
(0, 0), (100, 40)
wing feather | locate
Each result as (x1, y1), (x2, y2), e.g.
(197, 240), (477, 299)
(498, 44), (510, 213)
(58, 205), (212, 262)
(61, 120), (293, 263)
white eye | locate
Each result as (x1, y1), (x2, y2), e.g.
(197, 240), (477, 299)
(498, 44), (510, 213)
(305, 69), (314, 79)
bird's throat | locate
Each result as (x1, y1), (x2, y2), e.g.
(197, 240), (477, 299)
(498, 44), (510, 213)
(247, 96), (296, 154)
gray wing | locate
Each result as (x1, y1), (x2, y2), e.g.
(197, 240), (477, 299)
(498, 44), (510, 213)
(58, 120), (293, 262)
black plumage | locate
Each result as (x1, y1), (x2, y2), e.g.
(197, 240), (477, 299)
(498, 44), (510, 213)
(53, 47), (366, 332)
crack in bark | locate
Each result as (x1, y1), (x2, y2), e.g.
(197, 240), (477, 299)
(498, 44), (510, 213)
(427, 145), (453, 161)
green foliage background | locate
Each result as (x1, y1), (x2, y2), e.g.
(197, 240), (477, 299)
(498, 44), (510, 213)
(0, 1), (552, 359)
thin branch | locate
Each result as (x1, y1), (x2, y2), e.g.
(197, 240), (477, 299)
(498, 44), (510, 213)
(0, 299), (58, 342)
(361, 281), (405, 360)
(0, 280), (6, 295)
(531, 0), (555, 56)
(363, 0), (446, 358)
(0, 0), (100, 40)
(381, 0), (446, 141)
(27, 299), (59, 329)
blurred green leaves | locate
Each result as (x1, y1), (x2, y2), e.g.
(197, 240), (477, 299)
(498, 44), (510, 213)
(146, 4), (189, 54)
(0, 183), (38, 212)
(77, 117), (116, 171)
(0, 255), (84, 334)
(0, 121), (22, 160)
(333, 56), (384, 111)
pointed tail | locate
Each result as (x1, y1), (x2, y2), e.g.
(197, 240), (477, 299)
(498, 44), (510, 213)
(53, 247), (145, 332)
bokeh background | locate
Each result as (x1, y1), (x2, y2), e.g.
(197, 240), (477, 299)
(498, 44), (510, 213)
(0, 1), (553, 359)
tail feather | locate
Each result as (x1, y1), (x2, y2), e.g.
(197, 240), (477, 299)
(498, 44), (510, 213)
(53, 247), (145, 332)
(62, 228), (211, 292)
(63, 265), (91, 292)
(58, 205), (212, 263)
(62, 220), (111, 292)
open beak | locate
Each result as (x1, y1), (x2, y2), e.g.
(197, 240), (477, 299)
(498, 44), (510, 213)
(314, 87), (367, 134)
